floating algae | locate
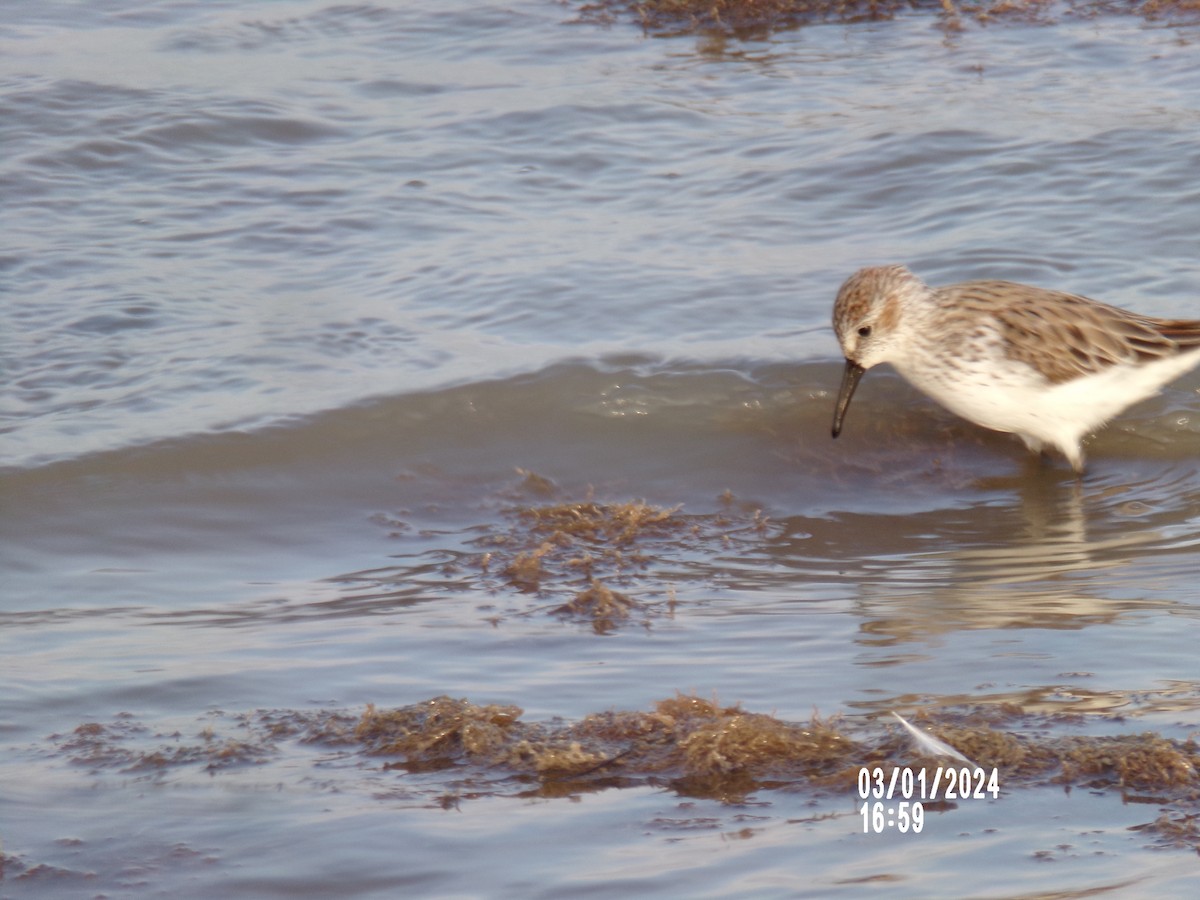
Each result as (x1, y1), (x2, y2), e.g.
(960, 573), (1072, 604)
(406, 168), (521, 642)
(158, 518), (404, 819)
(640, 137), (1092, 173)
(569, 0), (1200, 35)
(432, 473), (772, 630)
(43, 694), (1200, 849)
(551, 580), (640, 634)
(491, 496), (689, 596)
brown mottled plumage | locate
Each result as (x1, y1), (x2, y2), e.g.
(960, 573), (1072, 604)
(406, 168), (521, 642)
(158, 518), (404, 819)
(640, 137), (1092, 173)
(831, 265), (1200, 473)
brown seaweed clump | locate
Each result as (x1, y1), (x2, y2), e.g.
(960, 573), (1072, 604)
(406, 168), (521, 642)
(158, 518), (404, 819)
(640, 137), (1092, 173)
(550, 579), (640, 633)
(45, 695), (1200, 849)
(575, 694), (859, 798)
(570, 0), (1200, 36)
(326, 696), (1200, 815)
(349, 693), (857, 800)
(357, 472), (771, 631)
(496, 498), (685, 594)
(575, 0), (916, 35)
(485, 497), (688, 631)
(469, 480), (769, 631)
(355, 697), (532, 769)
(52, 718), (276, 773)
(353, 696), (618, 777)
(514, 497), (682, 546)
(1057, 733), (1197, 791)
(872, 710), (1200, 799)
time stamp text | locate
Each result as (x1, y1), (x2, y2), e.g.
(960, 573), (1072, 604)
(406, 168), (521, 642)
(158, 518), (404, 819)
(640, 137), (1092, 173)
(858, 766), (1001, 833)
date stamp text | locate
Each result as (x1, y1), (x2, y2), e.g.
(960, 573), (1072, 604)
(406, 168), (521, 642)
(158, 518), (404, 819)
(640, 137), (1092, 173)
(857, 766), (1000, 833)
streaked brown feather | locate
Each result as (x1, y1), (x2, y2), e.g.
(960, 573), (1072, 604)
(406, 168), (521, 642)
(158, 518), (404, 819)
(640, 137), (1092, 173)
(938, 280), (1200, 384)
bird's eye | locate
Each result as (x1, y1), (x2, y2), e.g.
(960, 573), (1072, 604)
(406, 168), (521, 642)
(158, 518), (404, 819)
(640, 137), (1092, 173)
(857, 325), (872, 337)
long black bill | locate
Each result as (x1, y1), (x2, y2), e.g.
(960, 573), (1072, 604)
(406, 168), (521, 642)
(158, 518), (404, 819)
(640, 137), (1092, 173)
(831, 359), (866, 438)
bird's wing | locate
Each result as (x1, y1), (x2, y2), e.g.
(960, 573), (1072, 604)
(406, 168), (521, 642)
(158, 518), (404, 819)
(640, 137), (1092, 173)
(952, 280), (1200, 384)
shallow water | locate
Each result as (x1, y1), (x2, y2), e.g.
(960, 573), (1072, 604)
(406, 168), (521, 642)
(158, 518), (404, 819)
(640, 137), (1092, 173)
(4, 1), (1200, 896)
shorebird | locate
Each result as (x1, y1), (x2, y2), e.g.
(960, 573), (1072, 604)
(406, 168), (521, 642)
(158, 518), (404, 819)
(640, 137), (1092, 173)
(831, 264), (1200, 473)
